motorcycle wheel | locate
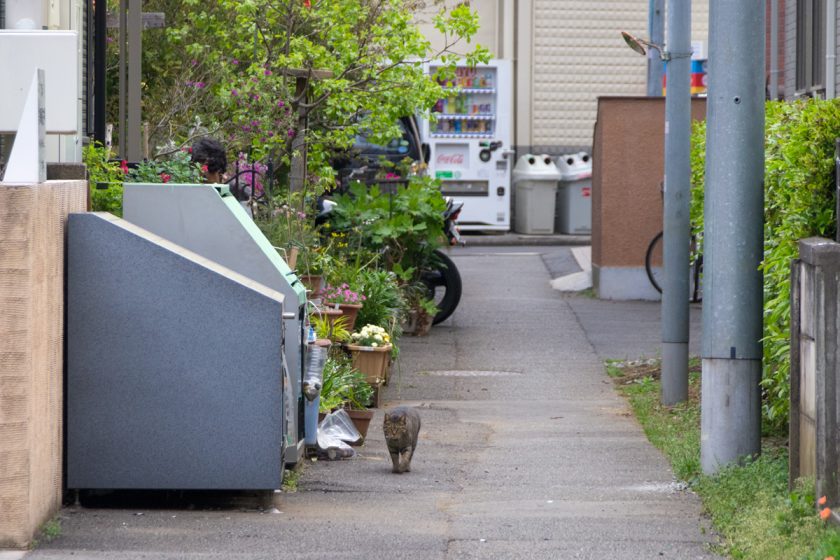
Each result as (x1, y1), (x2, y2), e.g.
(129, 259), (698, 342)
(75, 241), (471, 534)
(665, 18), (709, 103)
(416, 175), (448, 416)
(421, 249), (462, 325)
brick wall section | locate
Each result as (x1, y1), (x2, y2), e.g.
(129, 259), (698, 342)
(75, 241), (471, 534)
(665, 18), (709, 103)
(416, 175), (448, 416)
(0, 181), (87, 548)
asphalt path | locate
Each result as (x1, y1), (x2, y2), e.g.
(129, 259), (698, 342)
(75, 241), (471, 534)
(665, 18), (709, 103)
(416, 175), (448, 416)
(24, 247), (717, 560)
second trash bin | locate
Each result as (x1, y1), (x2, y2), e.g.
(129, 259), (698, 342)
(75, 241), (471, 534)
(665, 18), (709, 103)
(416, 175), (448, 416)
(556, 152), (593, 234)
(513, 154), (562, 234)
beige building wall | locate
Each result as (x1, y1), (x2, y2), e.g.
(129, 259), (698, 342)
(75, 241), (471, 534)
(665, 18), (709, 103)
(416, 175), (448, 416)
(416, 1), (711, 154)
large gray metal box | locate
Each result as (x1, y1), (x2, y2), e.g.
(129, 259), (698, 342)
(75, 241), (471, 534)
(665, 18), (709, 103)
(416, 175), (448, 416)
(67, 213), (286, 490)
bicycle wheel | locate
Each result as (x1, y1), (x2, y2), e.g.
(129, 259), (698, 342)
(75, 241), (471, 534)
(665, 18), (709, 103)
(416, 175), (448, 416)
(646, 231), (704, 302)
(645, 231), (664, 294)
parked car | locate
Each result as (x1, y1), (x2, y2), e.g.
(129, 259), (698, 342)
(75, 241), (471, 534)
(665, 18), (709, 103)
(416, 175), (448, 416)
(331, 116), (429, 190)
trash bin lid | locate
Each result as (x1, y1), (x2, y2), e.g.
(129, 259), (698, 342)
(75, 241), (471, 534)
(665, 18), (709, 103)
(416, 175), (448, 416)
(513, 154), (563, 181)
(557, 152), (592, 180)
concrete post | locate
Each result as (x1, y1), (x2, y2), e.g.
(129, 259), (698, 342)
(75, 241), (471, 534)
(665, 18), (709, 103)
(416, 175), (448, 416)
(700, 0), (765, 474)
(661, 0), (691, 405)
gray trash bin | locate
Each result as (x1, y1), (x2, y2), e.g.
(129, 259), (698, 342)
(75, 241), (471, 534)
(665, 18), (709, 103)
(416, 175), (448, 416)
(556, 152), (592, 234)
(513, 154), (562, 234)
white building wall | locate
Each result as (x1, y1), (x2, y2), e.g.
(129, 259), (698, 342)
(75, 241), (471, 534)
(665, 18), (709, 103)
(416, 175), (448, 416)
(417, 0), (710, 153)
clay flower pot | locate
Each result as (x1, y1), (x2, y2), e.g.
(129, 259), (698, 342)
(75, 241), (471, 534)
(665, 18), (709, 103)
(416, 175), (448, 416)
(336, 302), (363, 331)
(345, 408), (374, 443)
(345, 343), (392, 385)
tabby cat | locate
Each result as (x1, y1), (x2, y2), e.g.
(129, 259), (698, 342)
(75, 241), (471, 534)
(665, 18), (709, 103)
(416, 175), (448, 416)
(383, 406), (421, 473)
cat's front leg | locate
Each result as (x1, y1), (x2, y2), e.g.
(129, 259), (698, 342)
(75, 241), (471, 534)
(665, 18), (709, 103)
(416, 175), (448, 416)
(399, 446), (413, 472)
(389, 450), (401, 473)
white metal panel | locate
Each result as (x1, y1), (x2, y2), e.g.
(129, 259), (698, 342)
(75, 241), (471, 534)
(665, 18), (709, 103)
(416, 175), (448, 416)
(0, 30), (78, 133)
(530, 0), (710, 150)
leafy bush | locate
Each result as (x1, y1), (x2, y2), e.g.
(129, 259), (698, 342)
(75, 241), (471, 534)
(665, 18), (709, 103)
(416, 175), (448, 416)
(83, 142), (125, 216)
(319, 355), (374, 412)
(690, 99), (840, 431)
(327, 175), (447, 279)
(350, 268), (407, 340)
(126, 149), (204, 184)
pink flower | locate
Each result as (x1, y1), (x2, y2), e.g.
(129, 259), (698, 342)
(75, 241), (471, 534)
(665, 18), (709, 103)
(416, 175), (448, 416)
(160, 172), (171, 183)
(231, 59), (239, 65)
(264, 69), (272, 76)
(231, 89), (239, 97)
(194, 82), (206, 89)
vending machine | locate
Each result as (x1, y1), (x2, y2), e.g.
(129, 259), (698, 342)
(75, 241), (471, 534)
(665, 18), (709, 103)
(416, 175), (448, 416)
(421, 59), (513, 231)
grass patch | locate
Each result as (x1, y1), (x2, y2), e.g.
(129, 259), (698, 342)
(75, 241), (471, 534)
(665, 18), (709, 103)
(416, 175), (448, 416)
(609, 359), (838, 560)
(31, 517), (62, 548)
(282, 466), (303, 493)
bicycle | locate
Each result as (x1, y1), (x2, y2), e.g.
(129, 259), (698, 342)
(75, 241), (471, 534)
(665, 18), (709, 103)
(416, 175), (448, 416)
(644, 230), (703, 303)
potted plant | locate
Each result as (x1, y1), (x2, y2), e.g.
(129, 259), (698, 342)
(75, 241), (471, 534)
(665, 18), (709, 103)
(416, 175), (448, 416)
(346, 324), (393, 386)
(319, 283), (366, 331)
(319, 356), (375, 440)
(404, 296), (437, 336)
(310, 308), (350, 344)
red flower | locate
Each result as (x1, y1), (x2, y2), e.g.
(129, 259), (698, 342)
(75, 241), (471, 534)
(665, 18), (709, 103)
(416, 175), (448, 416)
(201, 164), (209, 173)
(160, 173), (171, 183)
(119, 160), (129, 174)
(303, 0), (311, 7)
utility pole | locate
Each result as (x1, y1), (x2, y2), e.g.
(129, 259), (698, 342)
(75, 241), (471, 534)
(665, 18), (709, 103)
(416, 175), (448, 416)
(660, 0), (692, 405)
(700, 0), (764, 474)
(647, 0), (665, 97)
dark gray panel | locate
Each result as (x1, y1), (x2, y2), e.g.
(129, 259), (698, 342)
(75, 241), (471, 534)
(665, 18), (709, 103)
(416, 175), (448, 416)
(67, 213), (285, 490)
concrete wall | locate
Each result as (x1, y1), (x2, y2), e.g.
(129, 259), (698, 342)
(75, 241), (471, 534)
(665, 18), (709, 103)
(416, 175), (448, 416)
(789, 238), (840, 508)
(0, 180), (87, 548)
(591, 96), (706, 300)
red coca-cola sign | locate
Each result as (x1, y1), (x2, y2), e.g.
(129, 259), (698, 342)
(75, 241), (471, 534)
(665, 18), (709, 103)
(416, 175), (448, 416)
(437, 153), (465, 166)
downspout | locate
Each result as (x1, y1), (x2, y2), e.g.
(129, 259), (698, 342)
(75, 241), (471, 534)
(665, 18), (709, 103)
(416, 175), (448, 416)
(828, 0), (836, 99)
(769, 0), (779, 99)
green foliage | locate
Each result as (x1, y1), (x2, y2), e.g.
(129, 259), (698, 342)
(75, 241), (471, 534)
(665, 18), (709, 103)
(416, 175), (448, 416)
(348, 268), (407, 338)
(126, 149), (205, 184)
(319, 355), (374, 412)
(311, 313), (351, 343)
(690, 99), (840, 431)
(83, 142), (125, 216)
(328, 175), (447, 278)
(124, 0), (489, 184)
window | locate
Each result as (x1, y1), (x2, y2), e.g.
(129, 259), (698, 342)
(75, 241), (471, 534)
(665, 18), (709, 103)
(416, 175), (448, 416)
(796, 0), (826, 94)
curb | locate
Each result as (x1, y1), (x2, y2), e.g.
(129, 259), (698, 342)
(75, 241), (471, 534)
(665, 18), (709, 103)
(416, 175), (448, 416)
(459, 233), (591, 247)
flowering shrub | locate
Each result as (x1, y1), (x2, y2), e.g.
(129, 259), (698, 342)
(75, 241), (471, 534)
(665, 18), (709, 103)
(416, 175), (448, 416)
(229, 153), (267, 199)
(320, 283), (366, 305)
(126, 149), (204, 184)
(350, 324), (390, 347)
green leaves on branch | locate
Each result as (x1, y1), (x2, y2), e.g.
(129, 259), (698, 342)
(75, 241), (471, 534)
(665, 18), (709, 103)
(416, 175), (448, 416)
(690, 99), (840, 431)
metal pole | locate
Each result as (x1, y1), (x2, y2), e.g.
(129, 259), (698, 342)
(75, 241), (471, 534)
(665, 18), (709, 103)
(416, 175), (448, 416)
(94, 0), (106, 143)
(126, 0), (142, 161)
(661, 0), (692, 405)
(647, 0), (665, 97)
(701, 0), (764, 474)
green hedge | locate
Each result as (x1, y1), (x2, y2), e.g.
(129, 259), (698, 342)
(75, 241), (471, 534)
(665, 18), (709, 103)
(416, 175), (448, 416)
(691, 99), (840, 432)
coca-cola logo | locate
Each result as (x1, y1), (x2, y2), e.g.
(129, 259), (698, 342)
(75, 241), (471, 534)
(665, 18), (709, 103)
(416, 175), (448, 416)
(437, 153), (464, 166)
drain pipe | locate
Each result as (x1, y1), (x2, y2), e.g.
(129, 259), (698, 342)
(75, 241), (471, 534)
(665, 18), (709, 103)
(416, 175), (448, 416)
(769, 0), (778, 100)
(828, 0), (837, 99)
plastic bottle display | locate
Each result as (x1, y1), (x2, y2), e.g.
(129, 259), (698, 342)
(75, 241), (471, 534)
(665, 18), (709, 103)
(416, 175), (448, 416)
(431, 66), (497, 136)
